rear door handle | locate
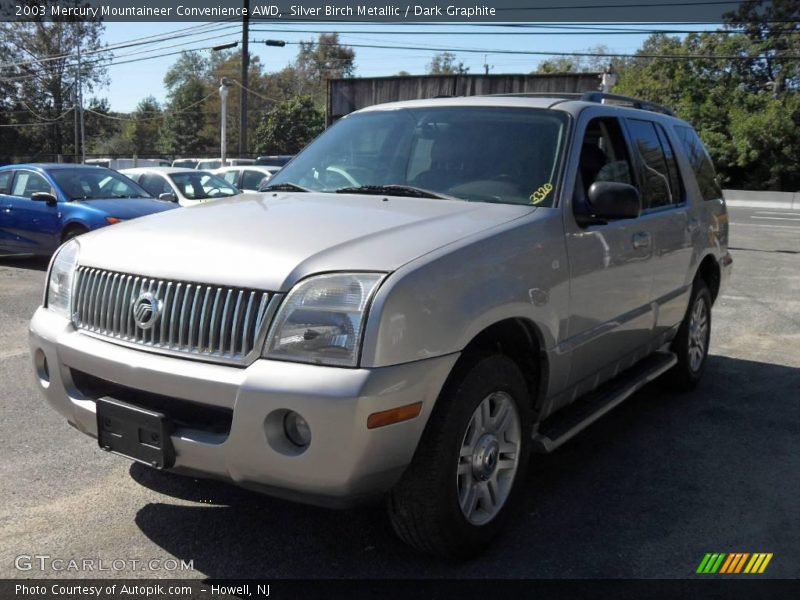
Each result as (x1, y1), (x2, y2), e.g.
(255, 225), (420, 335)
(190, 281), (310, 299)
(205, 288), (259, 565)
(632, 231), (651, 249)
(686, 218), (699, 233)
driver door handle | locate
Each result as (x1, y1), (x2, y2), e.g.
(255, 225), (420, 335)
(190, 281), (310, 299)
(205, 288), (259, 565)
(632, 231), (651, 250)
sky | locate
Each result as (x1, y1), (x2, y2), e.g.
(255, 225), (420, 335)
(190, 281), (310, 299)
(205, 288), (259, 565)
(97, 21), (684, 112)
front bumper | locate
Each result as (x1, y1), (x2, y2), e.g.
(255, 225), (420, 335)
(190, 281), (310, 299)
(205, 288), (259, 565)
(29, 307), (458, 507)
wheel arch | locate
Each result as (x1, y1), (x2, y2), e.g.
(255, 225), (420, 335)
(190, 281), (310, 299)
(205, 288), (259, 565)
(696, 254), (721, 304)
(60, 220), (89, 243)
(450, 317), (549, 418)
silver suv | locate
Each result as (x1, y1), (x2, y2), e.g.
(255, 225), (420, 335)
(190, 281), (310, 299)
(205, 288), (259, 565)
(29, 93), (732, 558)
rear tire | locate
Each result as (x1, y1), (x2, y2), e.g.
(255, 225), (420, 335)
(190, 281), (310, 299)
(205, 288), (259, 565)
(665, 279), (712, 391)
(386, 353), (533, 559)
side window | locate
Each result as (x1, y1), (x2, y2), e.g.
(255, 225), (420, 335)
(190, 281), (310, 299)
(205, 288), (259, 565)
(140, 174), (170, 197)
(577, 117), (634, 197)
(626, 119), (681, 211)
(222, 170), (240, 186)
(0, 171), (12, 194)
(675, 126), (723, 202)
(11, 171), (51, 198)
(241, 170), (265, 190)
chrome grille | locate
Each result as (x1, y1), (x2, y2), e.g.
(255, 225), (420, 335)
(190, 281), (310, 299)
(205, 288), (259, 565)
(72, 267), (271, 364)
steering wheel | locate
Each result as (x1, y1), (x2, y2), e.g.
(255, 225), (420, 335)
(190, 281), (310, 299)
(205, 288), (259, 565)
(325, 166), (360, 188)
(492, 174), (517, 182)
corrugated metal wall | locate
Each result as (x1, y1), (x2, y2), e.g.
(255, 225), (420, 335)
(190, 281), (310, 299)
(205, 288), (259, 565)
(327, 73), (601, 124)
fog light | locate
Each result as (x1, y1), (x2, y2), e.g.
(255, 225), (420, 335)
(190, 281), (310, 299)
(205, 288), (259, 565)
(283, 411), (311, 447)
(34, 349), (50, 388)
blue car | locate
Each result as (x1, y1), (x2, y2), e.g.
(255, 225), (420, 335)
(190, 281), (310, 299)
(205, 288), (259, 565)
(0, 163), (176, 256)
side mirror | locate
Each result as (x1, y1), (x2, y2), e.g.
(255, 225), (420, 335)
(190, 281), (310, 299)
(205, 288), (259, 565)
(31, 192), (58, 205)
(586, 182), (641, 221)
(158, 192), (177, 203)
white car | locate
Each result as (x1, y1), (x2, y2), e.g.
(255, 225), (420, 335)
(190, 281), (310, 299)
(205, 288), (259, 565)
(213, 165), (281, 191)
(196, 158), (255, 170)
(121, 167), (241, 207)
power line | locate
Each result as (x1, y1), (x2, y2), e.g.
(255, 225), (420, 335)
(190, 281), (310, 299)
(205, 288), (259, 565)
(0, 21), (239, 71)
(258, 39), (800, 61)
(252, 26), (800, 36)
(85, 91), (217, 122)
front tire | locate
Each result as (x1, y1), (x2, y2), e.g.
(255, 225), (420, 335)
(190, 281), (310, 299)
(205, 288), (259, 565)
(386, 354), (532, 558)
(61, 225), (87, 243)
(665, 279), (712, 391)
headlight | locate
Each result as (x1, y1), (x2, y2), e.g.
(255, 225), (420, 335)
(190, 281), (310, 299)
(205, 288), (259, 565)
(46, 239), (79, 319)
(264, 273), (385, 367)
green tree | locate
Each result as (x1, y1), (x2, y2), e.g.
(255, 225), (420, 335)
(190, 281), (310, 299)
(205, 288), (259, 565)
(160, 77), (212, 155)
(534, 46), (621, 74)
(615, 1), (800, 190)
(294, 34), (356, 106)
(0, 16), (108, 158)
(159, 51), (214, 155)
(253, 95), (324, 155)
(83, 98), (123, 156)
(128, 96), (163, 156)
(427, 52), (469, 75)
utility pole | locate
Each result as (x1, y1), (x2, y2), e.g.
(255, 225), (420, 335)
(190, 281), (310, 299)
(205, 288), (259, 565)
(219, 78), (230, 165)
(77, 34), (85, 164)
(73, 87), (79, 163)
(239, 0), (249, 157)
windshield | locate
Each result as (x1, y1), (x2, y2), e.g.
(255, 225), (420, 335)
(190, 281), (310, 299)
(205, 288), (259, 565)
(50, 168), (152, 200)
(169, 171), (239, 200)
(267, 107), (568, 206)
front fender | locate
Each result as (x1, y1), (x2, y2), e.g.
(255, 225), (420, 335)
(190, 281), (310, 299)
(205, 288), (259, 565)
(361, 209), (570, 378)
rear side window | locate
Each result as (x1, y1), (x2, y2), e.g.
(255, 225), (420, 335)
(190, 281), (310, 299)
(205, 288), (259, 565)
(140, 174), (171, 197)
(675, 126), (723, 202)
(221, 170), (240, 186)
(625, 119), (682, 211)
(0, 171), (12, 194)
(12, 171), (51, 197)
(242, 170), (266, 189)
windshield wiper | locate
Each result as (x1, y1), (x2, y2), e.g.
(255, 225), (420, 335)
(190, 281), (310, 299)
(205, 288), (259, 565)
(261, 182), (310, 193)
(335, 185), (450, 200)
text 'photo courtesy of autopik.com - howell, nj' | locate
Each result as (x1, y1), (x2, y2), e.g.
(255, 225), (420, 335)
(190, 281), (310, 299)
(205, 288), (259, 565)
(1, 0), (800, 599)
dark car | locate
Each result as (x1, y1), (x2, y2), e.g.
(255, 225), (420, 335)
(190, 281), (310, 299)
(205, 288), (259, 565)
(0, 164), (176, 256)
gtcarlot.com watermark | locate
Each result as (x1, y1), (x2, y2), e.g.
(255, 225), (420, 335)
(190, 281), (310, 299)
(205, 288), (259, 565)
(15, 554), (194, 573)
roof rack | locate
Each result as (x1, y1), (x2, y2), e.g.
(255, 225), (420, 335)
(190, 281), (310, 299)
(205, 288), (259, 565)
(579, 92), (676, 117)
(485, 91), (676, 116)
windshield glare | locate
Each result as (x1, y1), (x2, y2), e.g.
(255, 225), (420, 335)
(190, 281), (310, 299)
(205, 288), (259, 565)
(51, 169), (152, 200)
(169, 172), (239, 200)
(267, 107), (567, 206)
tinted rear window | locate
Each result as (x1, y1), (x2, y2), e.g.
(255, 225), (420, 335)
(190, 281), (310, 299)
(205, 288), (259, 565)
(675, 126), (723, 202)
(0, 171), (12, 194)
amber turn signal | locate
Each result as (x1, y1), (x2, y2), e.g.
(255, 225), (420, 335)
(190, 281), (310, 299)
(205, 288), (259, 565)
(105, 217), (122, 224)
(367, 402), (423, 429)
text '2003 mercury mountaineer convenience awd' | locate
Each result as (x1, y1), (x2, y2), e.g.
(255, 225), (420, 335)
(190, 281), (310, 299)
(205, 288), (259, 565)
(30, 93), (731, 558)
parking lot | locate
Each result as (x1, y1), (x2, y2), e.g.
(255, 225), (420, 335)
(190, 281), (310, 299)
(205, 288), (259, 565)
(1, 204), (798, 579)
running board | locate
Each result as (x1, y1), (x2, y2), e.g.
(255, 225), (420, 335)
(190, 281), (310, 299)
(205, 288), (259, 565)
(532, 351), (677, 453)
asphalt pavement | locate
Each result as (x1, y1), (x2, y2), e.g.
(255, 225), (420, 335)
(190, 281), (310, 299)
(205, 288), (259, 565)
(1, 204), (798, 579)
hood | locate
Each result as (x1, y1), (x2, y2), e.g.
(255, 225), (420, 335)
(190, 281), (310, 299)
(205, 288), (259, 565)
(76, 192), (534, 291)
(74, 197), (176, 218)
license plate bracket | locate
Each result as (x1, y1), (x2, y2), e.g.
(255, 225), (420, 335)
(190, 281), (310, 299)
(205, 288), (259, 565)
(96, 397), (175, 469)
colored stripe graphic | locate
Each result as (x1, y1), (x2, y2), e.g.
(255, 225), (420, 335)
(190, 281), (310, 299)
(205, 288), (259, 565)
(698, 553), (727, 574)
(719, 553), (749, 574)
(719, 554), (736, 574)
(744, 553), (774, 574)
(702, 552), (773, 575)
(696, 553), (713, 574)
(733, 553), (750, 573)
